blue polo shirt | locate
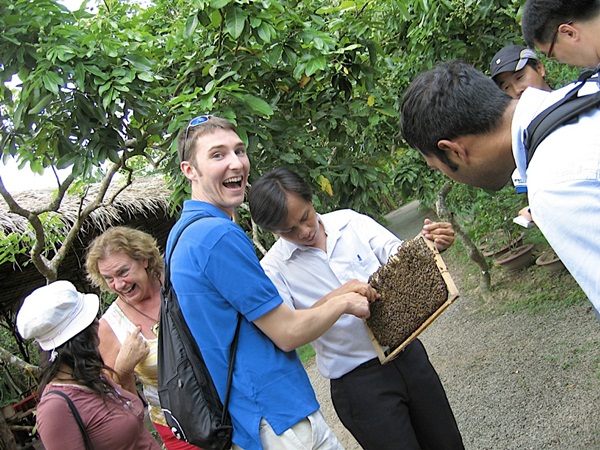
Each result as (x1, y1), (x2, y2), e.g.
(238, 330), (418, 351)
(166, 200), (319, 450)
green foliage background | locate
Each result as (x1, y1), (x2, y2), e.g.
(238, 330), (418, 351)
(1, 0), (531, 217)
(1, 0), (580, 217)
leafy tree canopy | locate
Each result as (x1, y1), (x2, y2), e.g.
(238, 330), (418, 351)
(1, 0), (527, 217)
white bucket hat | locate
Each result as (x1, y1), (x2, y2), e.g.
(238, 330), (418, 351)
(16, 280), (99, 353)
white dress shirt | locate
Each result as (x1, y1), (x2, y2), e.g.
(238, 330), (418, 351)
(260, 209), (404, 379)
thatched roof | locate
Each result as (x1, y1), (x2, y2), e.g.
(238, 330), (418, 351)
(0, 176), (177, 314)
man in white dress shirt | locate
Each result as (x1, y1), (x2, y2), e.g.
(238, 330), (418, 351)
(248, 167), (464, 450)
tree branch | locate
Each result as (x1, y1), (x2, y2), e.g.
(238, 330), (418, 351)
(435, 181), (491, 291)
(0, 347), (41, 380)
(48, 160), (124, 276)
(239, 202), (268, 256)
(0, 175), (55, 279)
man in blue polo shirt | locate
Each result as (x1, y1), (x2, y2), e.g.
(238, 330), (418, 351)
(166, 115), (372, 450)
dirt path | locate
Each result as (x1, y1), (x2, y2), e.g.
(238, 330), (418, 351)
(305, 265), (600, 449)
(303, 357), (361, 449)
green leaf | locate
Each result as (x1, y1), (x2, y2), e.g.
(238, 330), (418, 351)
(217, 70), (237, 83)
(350, 168), (359, 186)
(108, 149), (121, 163)
(305, 56), (326, 77)
(257, 22), (273, 43)
(74, 62), (86, 88)
(97, 146), (108, 162)
(102, 88), (114, 110)
(225, 6), (246, 39)
(266, 43), (283, 67)
(85, 65), (109, 80)
(212, 0), (232, 8)
(242, 94), (273, 117)
(184, 15), (199, 39)
(28, 94), (53, 115)
(98, 82), (112, 96)
(30, 159), (44, 175)
(123, 55), (155, 72)
(138, 71), (154, 82)
(42, 72), (63, 96)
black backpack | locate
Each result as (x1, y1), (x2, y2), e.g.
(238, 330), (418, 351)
(157, 216), (242, 450)
(524, 64), (600, 166)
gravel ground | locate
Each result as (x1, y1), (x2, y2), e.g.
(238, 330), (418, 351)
(305, 264), (600, 449)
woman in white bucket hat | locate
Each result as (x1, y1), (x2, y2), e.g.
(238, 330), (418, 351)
(17, 280), (160, 450)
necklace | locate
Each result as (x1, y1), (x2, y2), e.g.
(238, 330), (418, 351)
(53, 377), (75, 382)
(53, 369), (76, 382)
(119, 299), (160, 336)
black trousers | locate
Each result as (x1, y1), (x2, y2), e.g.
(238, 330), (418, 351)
(330, 339), (464, 450)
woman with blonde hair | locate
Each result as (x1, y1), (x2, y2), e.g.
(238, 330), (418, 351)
(86, 226), (202, 450)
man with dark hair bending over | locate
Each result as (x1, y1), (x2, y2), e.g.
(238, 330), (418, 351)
(249, 167), (464, 450)
(400, 59), (600, 321)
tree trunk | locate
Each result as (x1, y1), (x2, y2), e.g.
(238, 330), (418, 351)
(435, 182), (491, 291)
(0, 414), (17, 450)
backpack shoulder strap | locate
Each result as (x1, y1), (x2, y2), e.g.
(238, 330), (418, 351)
(163, 216), (242, 414)
(164, 215), (208, 288)
(45, 390), (95, 450)
(524, 65), (600, 166)
(163, 214), (242, 415)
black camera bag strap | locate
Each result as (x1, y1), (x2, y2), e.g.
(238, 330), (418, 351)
(160, 215), (241, 449)
(165, 216), (241, 417)
(524, 64), (600, 167)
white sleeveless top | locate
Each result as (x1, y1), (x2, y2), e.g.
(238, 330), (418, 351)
(102, 301), (165, 426)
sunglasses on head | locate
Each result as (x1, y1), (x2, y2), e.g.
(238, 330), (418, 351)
(184, 115), (213, 143)
(182, 115), (213, 161)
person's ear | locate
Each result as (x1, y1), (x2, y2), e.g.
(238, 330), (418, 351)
(560, 22), (579, 41)
(437, 139), (469, 163)
(181, 161), (196, 182)
(536, 61), (546, 78)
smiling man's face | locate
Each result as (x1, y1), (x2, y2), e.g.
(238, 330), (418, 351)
(181, 128), (250, 217)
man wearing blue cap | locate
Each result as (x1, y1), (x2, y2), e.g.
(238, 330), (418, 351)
(490, 45), (552, 99)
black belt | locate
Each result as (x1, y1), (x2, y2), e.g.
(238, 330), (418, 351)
(340, 340), (418, 378)
(359, 357), (381, 369)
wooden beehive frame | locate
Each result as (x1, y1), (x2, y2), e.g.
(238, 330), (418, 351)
(365, 235), (460, 364)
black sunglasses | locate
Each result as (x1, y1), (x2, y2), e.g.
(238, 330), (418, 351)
(547, 21), (572, 58)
